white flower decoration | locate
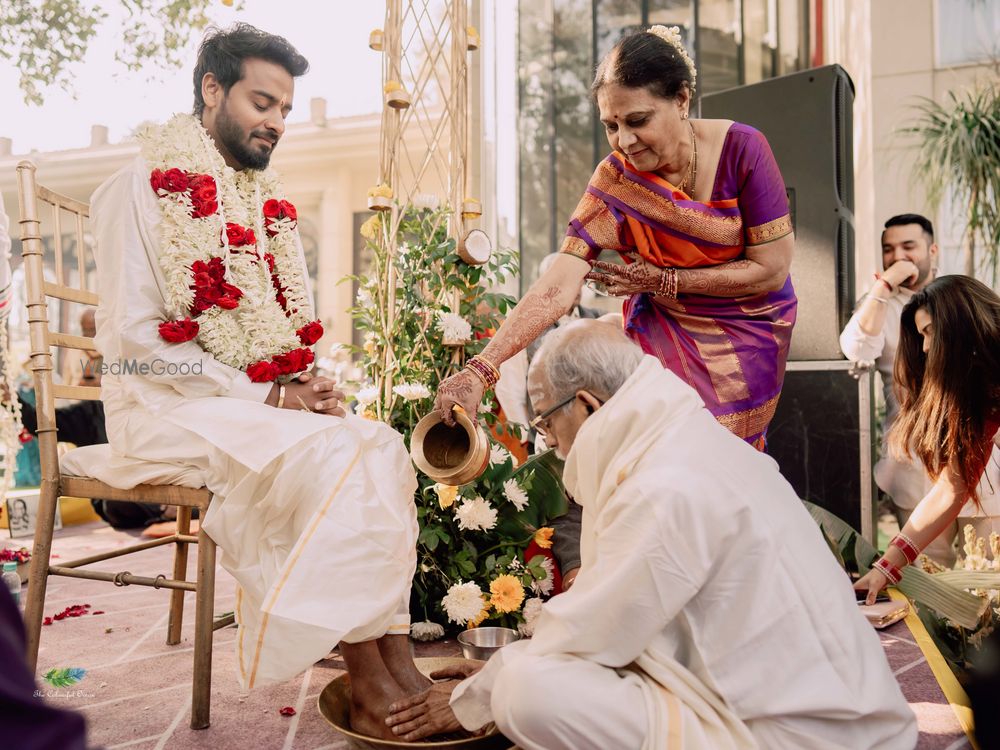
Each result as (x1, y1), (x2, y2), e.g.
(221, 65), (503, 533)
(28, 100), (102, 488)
(647, 25), (697, 91)
(518, 597), (544, 637)
(442, 581), (486, 625)
(410, 621), (445, 641)
(354, 386), (380, 410)
(531, 557), (555, 596)
(503, 478), (529, 512)
(411, 193), (441, 211)
(392, 382), (431, 401)
(454, 496), (498, 532)
(437, 312), (472, 345)
(490, 444), (512, 466)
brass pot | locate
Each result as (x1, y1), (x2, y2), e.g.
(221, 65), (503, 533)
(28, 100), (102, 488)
(410, 407), (489, 486)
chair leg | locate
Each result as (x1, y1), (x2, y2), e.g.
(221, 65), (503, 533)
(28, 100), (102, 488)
(167, 506), (192, 645)
(23, 479), (61, 672)
(190, 502), (216, 730)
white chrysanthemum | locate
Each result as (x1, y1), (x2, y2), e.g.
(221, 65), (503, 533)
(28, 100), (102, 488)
(442, 581), (486, 625)
(410, 621), (445, 642)
(355, 386), (380, 410)
(518, 597), (544, 637)
(356, 285), (374, 308)
(393, 382), (431, 401)
(455, 496), (498, 532)
(437, 312), (472, 344)
(411, 193), (440, 211)
(503, 479), (529, 512)
(490, 444), (511, 466)
(531, 557), (555, 596)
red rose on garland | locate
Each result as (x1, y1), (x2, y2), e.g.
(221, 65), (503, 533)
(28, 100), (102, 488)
(158, 318), (200, 343)
(190, 257), (243, 315)
(188, 173), (218, 218)
(225, 222), (248, 247)
(247, 361), (280, 383)
(150, 168), (191, 195)
(273, 347), (314, 376)
(296, 320), (324, 346)
(262, 198), (298, 236)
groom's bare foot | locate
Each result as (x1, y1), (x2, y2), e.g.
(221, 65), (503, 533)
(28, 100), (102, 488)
(350, 686), (406, 741)
(377, 633), (433, 695)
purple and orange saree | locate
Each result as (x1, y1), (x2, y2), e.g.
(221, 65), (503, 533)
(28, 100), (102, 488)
(560, 123), (797, 449)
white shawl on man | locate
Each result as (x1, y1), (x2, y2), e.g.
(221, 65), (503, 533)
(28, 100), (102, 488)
(452, 356), (915, 749)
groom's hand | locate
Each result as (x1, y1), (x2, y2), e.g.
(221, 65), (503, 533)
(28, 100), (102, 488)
(386, 680), (463, 740)
(284, 373), (345, 416)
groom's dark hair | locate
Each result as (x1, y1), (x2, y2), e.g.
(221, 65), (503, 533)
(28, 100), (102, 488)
(192, 23), (309, 117)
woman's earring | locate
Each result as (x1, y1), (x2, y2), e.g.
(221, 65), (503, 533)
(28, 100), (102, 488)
(682, 111), (689, 120)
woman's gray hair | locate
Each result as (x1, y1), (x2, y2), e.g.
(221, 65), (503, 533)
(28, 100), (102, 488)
(531, 320), (645, 407)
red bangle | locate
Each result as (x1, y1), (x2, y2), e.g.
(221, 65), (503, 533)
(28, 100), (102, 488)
(889, 534), (920, 565)
(873, 556), (902, 585)
(874, 274), (894, 293)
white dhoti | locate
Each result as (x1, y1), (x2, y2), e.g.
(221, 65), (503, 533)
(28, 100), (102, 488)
(66, 400), (418, 689)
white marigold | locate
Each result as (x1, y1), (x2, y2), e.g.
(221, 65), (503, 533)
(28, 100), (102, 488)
(503, 478), (529, 512)
(455, 496), (498, 532)
(490, 444), (512, 466)
(531, 557), (555, 596)
(518, 597), (544, 637)
(355, 386), (380, 410)
(393, 382), (431, 401)
(410, 621), (445, 642)
(437, 312), (472, 345)
(442, 581), (486, 625)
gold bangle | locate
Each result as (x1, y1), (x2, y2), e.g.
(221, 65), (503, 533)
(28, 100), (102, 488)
(277, 384), (286, 409)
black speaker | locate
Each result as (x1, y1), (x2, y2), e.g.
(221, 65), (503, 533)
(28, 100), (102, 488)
(702, 65), (855, 361)
(766, 367), (867, 530)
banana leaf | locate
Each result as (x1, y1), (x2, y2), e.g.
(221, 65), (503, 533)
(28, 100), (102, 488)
(803, 501), (987, 629)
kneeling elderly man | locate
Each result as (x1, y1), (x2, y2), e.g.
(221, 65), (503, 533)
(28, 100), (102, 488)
(387, 320), (916, 749)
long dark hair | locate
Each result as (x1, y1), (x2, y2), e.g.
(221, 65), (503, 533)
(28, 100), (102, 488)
(891, 275), (1000, 501)
(592, 31), (694, 101)
(192, 23), (309, 116)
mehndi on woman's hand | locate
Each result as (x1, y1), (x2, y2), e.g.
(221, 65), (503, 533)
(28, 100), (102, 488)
(584, 259), (663, 297)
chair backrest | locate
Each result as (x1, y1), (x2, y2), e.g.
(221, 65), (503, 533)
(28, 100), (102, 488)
(15, 161), (101, 483)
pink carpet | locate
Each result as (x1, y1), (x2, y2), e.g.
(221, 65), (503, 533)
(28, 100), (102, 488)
(20, 521), (976, 748)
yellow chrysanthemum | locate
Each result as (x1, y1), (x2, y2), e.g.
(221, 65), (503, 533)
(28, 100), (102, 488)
(367, 183), (393, 199)
(534, 527), (554, 549)
(489, 574), (525, 614)
(466, 25), (480, 40)
(434, 483), (458, 509)
(383, 80), (402, 93)
(467, 599), (490, 628)
(359, 215), (380, 240)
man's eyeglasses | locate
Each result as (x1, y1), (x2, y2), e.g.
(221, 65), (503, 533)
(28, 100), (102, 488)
(529, 393), (577, 438)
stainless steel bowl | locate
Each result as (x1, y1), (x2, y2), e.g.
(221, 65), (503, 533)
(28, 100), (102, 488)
(457, 627), (521, 661)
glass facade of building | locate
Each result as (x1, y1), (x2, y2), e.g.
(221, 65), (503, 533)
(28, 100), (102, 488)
(517, 0), (811, 286)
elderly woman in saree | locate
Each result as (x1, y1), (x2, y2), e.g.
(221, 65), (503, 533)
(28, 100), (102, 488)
(435, 26), (796, 449)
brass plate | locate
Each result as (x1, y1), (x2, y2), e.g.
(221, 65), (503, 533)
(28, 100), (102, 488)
(317, 657), (512, 750)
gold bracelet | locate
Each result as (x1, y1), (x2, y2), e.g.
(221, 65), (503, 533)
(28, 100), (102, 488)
(277, 384), (286, 409)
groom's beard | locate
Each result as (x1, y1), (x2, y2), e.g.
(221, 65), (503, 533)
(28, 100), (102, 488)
(216, 103), (277, 171)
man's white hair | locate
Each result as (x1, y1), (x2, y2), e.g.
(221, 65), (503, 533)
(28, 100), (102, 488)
(531, 319), (644, 406)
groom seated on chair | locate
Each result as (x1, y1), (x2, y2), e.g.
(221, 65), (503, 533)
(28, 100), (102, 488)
(386, 320), (916, 749)
(75, 23), (423, 738)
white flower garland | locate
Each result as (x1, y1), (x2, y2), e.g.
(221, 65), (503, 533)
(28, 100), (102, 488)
(138, 114), (316, 378)
(647, 25), (697, 92)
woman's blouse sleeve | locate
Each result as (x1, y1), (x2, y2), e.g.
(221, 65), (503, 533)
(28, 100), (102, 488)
(734, 129), (794, 247)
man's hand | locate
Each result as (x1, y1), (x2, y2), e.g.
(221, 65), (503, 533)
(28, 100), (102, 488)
(881, 259), (919, 290)
(386, 680), (464, 741)
(562, 567), (580, 591)
(434, 369), (485, 427)
(283, 372), (346, 416)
